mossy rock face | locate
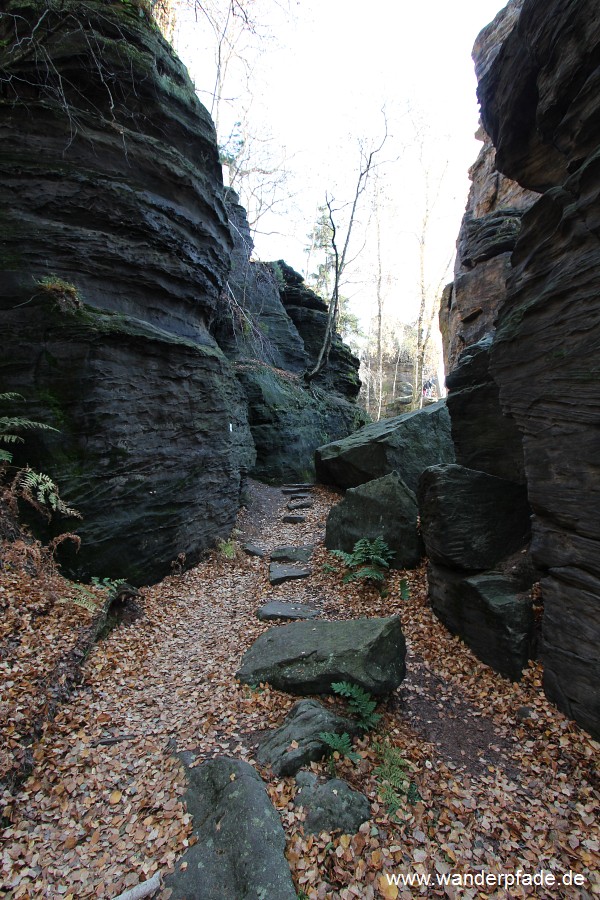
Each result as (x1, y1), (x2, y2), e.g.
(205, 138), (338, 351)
(235, 363), (369, 483)
(0, 2), (258, 582)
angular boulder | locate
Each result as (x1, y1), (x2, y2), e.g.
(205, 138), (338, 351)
(257, 699), (359, 776)
(237, 616), (406, 696)
(315, 400), (454, 491)
(164, 757), (296, 900)
(294, 772), (370, 835)
(419, 464), (531, 571)
(325, 472), (421, 569)
(428, 565), (535, 681)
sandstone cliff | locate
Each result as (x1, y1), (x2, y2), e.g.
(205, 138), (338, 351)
(437, 0), (600, 737)
(0, 0), (256, 583)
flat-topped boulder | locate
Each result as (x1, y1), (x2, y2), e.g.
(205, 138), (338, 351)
(237, 616), (406, 696)
(257, 601), (319, 621)
(270, 545), (314, 563)
(269, 563), (311, 585)
(257, 699), (359, 776)
(294, 772), (370, 835)
(315, 400), (454, 492)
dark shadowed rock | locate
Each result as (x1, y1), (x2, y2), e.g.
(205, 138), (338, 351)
(0, 1), (255, 583)
(315, 400), (454, 491)
(243, 543), (267, 558)
(325, 472), (421, 569)
(269, 563), (312, 585)
(236, 362), (368, 484)
(270, 546), (314, 563)
(428, 565), (534, 681)
(419, 465), (531, 571)
(282, 514), (306, 524)
(294, 772), (370, 835)
(237, 616), (406, 696)
(164, 757), (296, 900)
(257, 601), (320, 622)
(446, 337), (526, 483)
(287, 499), (314, 510)
(257, 700), (359, 776)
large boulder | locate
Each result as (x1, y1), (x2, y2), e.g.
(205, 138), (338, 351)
(237, 616), (406, 696)
(324, 472), (421, 569)
(428, 565), (535, 681)
(419, 464), (531, 571)
(257, 699), (360, 777)
(165, 757), (296, 900)
(315, 400), (454, 492)
(446, 336), (526, 483)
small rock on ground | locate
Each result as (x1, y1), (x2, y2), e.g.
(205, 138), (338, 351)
(282, 514), (306, 524)
(257, 601), (320, 622)
(270, 545), (314, 563)
(294, 771), (371, 834)
(269, 563), (312, 585)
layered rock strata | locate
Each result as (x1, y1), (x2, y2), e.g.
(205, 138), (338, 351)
(477, 0), (600, 736)
(0, 0), (254, 582)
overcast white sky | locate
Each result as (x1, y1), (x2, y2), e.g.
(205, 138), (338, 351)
(175, 0), (507, 332)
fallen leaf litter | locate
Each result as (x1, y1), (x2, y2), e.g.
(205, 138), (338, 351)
(1, 482), (598, 898)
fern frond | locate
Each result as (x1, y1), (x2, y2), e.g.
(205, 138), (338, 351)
(319, 731), (361, 764)
(14, 467), (82, 519)
(331, 682), (381, 731)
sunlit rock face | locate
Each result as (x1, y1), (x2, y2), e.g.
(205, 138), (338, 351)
(0, 0), (255, 583)
(478, 0), (600, 737)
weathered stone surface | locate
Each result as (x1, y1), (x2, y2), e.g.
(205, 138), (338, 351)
(475, 0), (600, 736)
(282, 514), (305, 524)
(446, 336), (525, 483)
(428, 564), (534, 681)
(277, 261), (362, 400)
(294, 772), (370, 835)
(164, 757), (296, 900)
(270, 546), (314, 564)
(287, 499), (313, 510)
(325, 473), (421, 569)
(213, 192), (308, 372)
(478, 0), (600, 192)
(0, 1), (255, 583)
(257, 700), (358, 776)
(440, 127), (539, 373)
(244, 543), (267, 558)
(269, 563), (312, 585)
(237, 616), (406, 696)
(419, 465), (531, 572)
(315, 400), (454, 492)
(236, 362), (368, 483)
(257, 601), (320, 622)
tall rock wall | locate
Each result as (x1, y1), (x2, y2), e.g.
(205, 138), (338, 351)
(477, 0), (600, 737)
(0, 0), (255, 583)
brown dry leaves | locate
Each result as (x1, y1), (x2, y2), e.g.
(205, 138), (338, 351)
(1, 484), (599, 899)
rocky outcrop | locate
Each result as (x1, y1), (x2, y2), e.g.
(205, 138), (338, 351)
(214, 199), (368, 482)
(237, 616), (407, 696)
(440, 128), (539, 373)
(325, 472), (421, 569)
(476, 0), (600, 736)
(0, 0), (255, 582)
(315, 400), (454, 491)
(165, 757), (296, 900)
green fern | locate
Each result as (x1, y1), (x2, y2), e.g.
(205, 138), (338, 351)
(15, 467), (81, 519)
(319, 731), (361, 765)
(330, 537), (394, 594)
(373, 740), (420, 817)
(331, 681), (381, 731)
(0, 392), (59, 464)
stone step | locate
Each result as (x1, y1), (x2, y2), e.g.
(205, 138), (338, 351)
(270, 545), (314, 563)
(282, 514), (306, 524)
(269, 563), (312, 585)
(257, 601), (319, 622)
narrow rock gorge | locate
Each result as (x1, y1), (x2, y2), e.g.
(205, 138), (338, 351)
(0, 0), (364, 582)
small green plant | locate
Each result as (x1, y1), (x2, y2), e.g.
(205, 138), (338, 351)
(319, 731), (361, 774)
(91, 576), (126, 594)
(331, 681), (381, 731)
(37, 275), (82, 313)
(330, 536), (394, 593)
(13, 467), (81, 520)
(61, 576), (125, 612)
(217, 537), (237, 560)
(0, 392), (59, 464)
(373, 739), (420, 818)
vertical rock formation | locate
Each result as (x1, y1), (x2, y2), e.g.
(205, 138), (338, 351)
(0, 0), (255, 583)
(477, 0), (600, 737)
(436, 0), (600, 735)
